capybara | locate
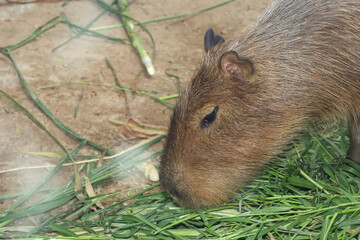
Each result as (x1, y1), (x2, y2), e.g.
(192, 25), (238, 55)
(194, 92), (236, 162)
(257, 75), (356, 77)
(160, 0), (360, 208)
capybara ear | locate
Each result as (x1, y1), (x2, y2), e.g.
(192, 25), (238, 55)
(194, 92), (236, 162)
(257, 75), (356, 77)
(204, 28), (225, 52)
(220, 51), (254, 81)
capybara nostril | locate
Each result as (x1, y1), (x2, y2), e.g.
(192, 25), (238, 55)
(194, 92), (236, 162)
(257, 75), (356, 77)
(170, 189), (179, 199)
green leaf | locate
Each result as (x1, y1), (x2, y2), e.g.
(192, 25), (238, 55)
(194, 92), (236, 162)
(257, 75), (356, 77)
(48, 223), (78, 237)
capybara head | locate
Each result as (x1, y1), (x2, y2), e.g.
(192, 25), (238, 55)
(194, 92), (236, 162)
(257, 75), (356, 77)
(160, 29), (296, 208)
(160, 0), (360, 208)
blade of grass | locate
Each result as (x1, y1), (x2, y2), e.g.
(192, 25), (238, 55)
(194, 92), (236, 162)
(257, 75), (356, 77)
(73, 89), (84, 118)
(109, 119), (167, 134)
(53, 0), (117, 52)
(0, 140), (86, 221)
(37, 81), (175, 109)
(95, 0), (156, 74)
(165, 69), (181, 95)
(48, 223), (78, 237)
(2, 136), (163, 228)
(1, 52), (114, 155)
(59, 13), (128, 46)
(0, 16), (62, 53)
(117, 0), (155, 75)
(0, 89), (68, 155)
(91, 0), (236, 31)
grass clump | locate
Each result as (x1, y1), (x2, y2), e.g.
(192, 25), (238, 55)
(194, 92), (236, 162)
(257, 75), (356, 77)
(1, 123), (359, 239)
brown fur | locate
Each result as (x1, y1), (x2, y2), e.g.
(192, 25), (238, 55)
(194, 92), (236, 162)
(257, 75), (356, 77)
(160, 0), (360, 208)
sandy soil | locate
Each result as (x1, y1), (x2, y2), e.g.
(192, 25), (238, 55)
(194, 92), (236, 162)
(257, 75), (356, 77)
(0, 0), (271, 214)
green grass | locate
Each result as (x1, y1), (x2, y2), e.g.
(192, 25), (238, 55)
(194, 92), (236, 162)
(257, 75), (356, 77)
(1, 124), (359, 239)
(1, 1), (359, 239)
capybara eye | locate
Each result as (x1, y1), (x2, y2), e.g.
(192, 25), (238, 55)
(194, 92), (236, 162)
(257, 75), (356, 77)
(201, 106), (219, 128)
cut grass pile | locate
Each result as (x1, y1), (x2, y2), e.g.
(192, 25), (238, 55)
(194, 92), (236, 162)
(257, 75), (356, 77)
(1, 123), (359, 239)
(0, 1), (359, 239)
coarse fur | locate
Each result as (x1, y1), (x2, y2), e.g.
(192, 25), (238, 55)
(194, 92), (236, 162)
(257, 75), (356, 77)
(160, 0), (360, 208)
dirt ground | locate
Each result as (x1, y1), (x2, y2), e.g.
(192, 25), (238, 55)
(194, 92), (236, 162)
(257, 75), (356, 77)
(0, 0), (271, 214)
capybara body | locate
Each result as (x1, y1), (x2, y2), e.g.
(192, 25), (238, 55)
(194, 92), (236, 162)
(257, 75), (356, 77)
(160, 0), (360, 208)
